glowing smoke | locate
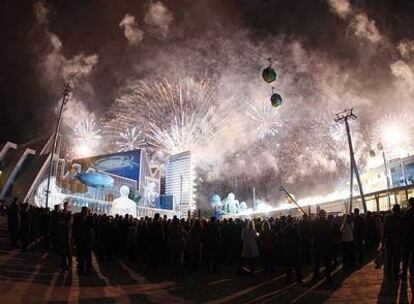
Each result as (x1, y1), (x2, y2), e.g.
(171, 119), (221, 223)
(373, 113), (414, 159)
(327, 0), (351, 19)
(72, 116), (102, 158)
(29, 0), (414, 207)
(119, 14), (145, 45)
(144, 1), (174, 38)
(104, 76), (235, 158)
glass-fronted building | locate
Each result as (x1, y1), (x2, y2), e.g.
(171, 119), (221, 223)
(165, 151), (195, 218)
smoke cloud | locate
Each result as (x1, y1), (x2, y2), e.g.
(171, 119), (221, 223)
(327, 0), (351, 19)
(33, 1), (99, 85)
(352, 13), (382, 43)
(119, 14), (145, 45)
(144, 1), (174, 37)
(32, 0), (100, 151)
(328, 0), (382, 44)
(23, 0), (414, 206)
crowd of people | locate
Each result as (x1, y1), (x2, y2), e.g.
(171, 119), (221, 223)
(2, 197), (413, 283)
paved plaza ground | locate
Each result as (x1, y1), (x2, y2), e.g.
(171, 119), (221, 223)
(0, 217), (412, 304)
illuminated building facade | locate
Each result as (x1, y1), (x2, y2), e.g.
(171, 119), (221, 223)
(0, 135), (177, 217)
(165, 151), (195, 218)
(361, 154), (414, 193)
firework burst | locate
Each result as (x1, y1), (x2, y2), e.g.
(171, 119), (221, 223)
(373, 112), (414, 158)
(116, 127), (146, 151)
(107, 76), (233, 156)
(246, 100), (282, 139)
(72, 116), (102, 157)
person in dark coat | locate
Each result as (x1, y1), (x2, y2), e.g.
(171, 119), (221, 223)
(280, 217), (302, 283)
(73, 207), (93, 275)
(147, 213), (164, 271)
(7, 198), (20, 248)
(49, 205), (61, 251)
(402, 198), (414, 279)
(353, 208), (365, 264)
(168, 217), (186, 270)
(312, 209), (334, 283)
(40, 207), (50, 250)
(329, 215), (342, 269)
(298, 214), (312, 265)
(19, 203), (32, 252)
(402, 197), (414, 280)
(259, 220), (277, 275)
(202, 217), (221, 273)
(58, 202), (73, 271)
(189, 219), (203, 270)
(383, 204), (405, 280)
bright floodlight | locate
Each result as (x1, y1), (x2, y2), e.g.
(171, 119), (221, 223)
(72, 116), (102, 158)
(374, 113), (413, 158)
(382, 125), (403, 147)
(76, 144), (93, 158)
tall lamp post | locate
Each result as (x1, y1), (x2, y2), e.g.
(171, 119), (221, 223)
(377, 143), (392, 209)
(45, 83), (71, 209)
(279, 185), (308, 215)
(335, 109), (367, 213)
(370, 143), (392, 210)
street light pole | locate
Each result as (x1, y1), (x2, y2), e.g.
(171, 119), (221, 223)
(252, 187), (256, 209)
(335, 109), (367, 213)
(45, 83), (71, 209)
(279, 185), (307, 215)
(179, 174), (183, 218)
(382, 151), (391, 209)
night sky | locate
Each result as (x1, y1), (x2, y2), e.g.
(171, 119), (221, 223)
(1, 0), (413, 143)
(2, 0), (414, 202)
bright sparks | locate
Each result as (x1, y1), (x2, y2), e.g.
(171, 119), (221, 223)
(246, 100), (281, 139)
(108, 76), (231, 155)
(72, 116), (102, 158)
(374, 113), (413, 158)
(116, 127), (146, 151)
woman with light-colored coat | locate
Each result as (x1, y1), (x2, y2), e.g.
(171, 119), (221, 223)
(239, 220), (259, 274)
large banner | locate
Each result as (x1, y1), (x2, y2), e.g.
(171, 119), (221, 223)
(73, 150), (141, 185)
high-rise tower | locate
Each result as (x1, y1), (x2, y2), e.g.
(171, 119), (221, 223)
(165, 151), (195, 218)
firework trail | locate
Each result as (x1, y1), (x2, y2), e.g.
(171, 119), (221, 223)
(373, 112), (414, 158)
(72, 116), (102, 157)
(115, 127), (146, 151)
(246, 100), (282, 139)
(106, 76), (234, 156)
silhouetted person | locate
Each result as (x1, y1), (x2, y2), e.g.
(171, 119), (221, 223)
(58, 202), (73, 271)
(7, 198), (20, 247)
(203, 217), (221, 273)
(259, 220), (277, 275)
(19, 203), (31, 252)
(49, 205), (61, 251)
(383, 204), (404, 280)
(353, 208), (365, 264)
(402, 198), (414, 280)
(73, 207), (93, 275)
(329, 214), (341, 269)
(312, 209), (333, 283)
(240, 220), (260, 274)
(40, 207), (50, 249)
(298, 214), (312, 265)
(280, 217), (303, 283)
(147, 213), (164, 271)
(340, 214), (356, 268)
(168, 217), (186, 270)
(189, 219), (203, 270)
